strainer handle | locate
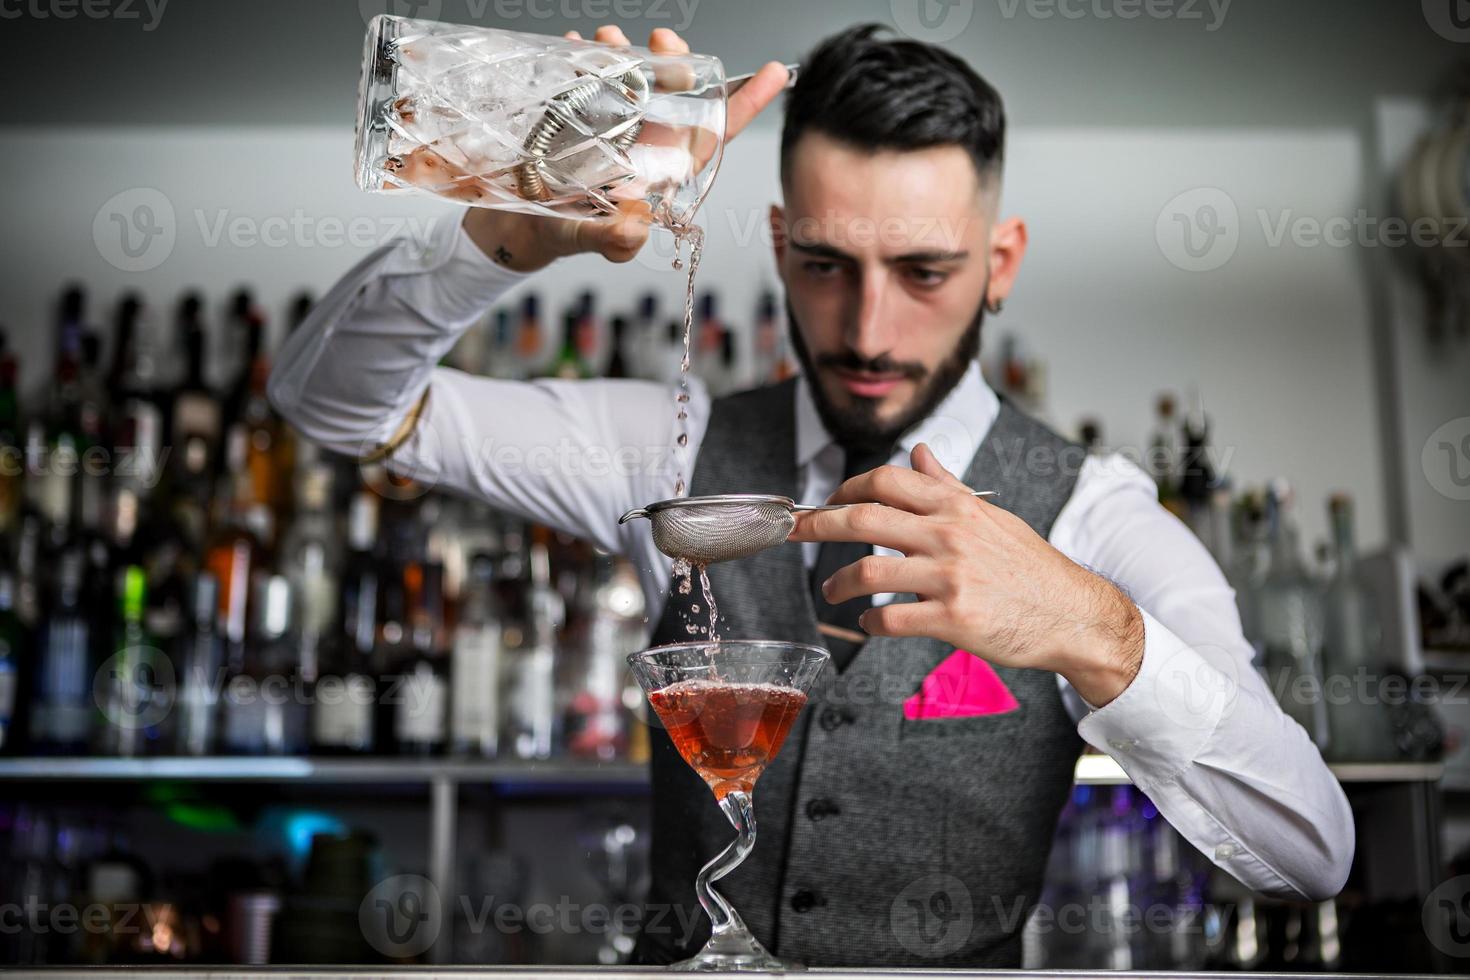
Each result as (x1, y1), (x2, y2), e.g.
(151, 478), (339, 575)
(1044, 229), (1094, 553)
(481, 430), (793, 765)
(790, 490), (997, 513)
(617, 508), (650, 525)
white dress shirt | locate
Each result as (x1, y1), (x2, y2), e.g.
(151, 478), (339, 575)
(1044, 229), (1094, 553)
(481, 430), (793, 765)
(268, 216), (1355, 902)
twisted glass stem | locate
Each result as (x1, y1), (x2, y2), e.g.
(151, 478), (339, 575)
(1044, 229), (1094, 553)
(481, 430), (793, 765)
(694, 789), (756, 942)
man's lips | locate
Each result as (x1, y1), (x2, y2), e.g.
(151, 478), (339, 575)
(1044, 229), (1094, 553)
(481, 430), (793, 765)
(831, 368), (908, 398)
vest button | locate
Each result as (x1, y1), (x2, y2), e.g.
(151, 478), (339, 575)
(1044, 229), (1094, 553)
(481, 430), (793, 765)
(805, 798), (840, 821)
(818, 706), (854, 731)
(789, 889), (824, 913)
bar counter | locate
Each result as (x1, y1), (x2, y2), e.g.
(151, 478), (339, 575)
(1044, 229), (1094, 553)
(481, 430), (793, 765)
(2, 968), (1453, 980)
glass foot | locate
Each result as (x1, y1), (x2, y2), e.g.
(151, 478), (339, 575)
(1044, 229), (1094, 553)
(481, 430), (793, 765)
(671, 929), (801, 972)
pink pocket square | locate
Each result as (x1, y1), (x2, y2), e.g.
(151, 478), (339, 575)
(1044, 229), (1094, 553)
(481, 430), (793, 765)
(903, 650), (1019, 720)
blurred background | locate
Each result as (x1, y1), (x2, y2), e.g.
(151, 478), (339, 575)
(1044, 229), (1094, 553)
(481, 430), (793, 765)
(1, 0), (1470, 972)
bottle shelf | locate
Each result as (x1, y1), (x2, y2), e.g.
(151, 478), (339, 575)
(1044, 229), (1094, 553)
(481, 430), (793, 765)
(0, 755), (1441, 785)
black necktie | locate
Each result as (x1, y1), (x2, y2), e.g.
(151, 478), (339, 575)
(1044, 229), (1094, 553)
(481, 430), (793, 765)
(810, 444), (894, 672)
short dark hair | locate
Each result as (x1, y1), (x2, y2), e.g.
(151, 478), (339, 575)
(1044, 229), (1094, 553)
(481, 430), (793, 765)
(780, 24), (1006, 191)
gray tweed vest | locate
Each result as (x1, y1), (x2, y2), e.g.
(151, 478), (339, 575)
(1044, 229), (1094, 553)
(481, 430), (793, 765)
(634, 378), (1084, 968)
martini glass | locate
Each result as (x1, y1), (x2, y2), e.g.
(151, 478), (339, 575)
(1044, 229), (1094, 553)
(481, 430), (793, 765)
(628, 640), (829, 972)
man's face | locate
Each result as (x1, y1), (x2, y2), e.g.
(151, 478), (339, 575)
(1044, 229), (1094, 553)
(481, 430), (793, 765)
(772, 132), (1002, 451)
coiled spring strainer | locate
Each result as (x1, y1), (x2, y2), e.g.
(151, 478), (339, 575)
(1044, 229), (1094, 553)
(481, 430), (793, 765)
(514, 67), (649, 202)
(618, 491), (997, 566)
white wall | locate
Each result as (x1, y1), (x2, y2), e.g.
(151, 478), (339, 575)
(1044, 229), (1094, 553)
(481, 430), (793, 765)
(2, 123), (1388, 550)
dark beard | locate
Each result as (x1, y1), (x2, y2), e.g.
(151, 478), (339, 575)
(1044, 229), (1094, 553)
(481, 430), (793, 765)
(786, 299), (984, 455)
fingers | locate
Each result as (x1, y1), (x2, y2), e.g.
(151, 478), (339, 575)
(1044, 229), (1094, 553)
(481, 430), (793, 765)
(858, 599), (944, 639)
(564, 30), (582, 40)
(726, 61), (791, 141)
(910, 443), (969, 489)
(825, 463), (970, 516)
(594, 25), (632, 46)
(567, 202), (652, 262)
(788, 502), (925, 552)
(820, 555), (946, 605)
(648, 27), (690, 54)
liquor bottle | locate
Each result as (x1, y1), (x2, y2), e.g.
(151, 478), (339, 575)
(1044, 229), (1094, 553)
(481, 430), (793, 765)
(606, 315), (631, 380)
(0, 562), (21, 753)
(451, 551), (502, 757)
(221, 289), (263, 434)
(372, 512), (414, 755)
(1320, 494), (1398, 761)
(288, 291), (315, 333)
(279, 463), (337, 687)
(504, 529), (561, 759)
(574, 289), (602, 374)
(753, 289), (790, 384)
(96, 565), (161, 758)
(1258, 482), (1329, 750)
(395, 534), (448, 756)
(564, 552), (643, 760)
(516, 294), (544, 376)
(552, 312), (589, 380)
(29, 547), (92, 753)
(30, 294), (86, 549)
(483, 308), (516, 379)
(632, 292), (660, 380)
(205, 446), (266, 681)
(167, 294), (221, 485)
(0, 330), (22, 537)
(175, 572), (224, 756)
(258, 574), (309, 755)
(237, 336), (290, 539)
(314, 490), (380, 755)
(108, 294), (165, 557)
(693, 292), (724, 385)
(1149, 393), (1183, 518)
(1179, 390), (1215, 542)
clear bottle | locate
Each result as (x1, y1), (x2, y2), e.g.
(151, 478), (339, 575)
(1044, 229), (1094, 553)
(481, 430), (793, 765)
(452, 552), (502, 757)
(96, 565), (162, 758)
(1320, 493), (1398, 761)
(1258, 482), (1329, 750)
(175, 572), (224, 756)
(505, 531), (560, 759)
(279, 463), (338, 687)
(29, 547), (92, 753)
(314, 491), (380, 755)
(395, 555), (449, 757)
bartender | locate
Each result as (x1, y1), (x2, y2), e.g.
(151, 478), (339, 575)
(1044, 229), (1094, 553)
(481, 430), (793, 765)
(270, 22), (1354, 968)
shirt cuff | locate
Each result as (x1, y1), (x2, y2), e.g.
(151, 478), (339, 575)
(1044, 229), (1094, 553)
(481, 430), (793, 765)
(381, 213), (533, 330)
(1074, 607), (1232, 789)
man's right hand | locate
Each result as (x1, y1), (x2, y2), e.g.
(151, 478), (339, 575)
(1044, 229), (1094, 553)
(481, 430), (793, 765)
(462, 24), (789, 272)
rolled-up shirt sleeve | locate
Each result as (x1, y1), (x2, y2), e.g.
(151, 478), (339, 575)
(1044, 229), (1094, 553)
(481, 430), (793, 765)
(1053, 454), (1355, 901)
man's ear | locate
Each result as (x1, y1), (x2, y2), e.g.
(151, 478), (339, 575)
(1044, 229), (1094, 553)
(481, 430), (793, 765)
(769, 203), (788, 267)
(986, 215), (1028, 308)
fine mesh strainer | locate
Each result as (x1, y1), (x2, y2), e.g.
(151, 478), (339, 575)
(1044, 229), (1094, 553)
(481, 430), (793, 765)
(618, 491), (998, 565)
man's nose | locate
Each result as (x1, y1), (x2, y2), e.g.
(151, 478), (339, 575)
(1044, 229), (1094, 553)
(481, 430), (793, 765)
(846, 269), (898, 360)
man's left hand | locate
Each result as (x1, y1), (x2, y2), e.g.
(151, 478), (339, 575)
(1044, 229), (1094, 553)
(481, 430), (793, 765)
(788, 443), (1145, 707)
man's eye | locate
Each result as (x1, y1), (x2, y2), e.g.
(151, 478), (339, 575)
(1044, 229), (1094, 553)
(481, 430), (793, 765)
(907, 267), (948, 287)
(804, 261), (842, 278)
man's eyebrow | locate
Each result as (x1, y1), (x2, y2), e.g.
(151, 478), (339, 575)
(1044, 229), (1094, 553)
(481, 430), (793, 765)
(789, 241), (970, 264)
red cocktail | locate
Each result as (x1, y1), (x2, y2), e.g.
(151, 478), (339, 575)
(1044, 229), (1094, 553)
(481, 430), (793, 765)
(629, 640), (829, 972)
